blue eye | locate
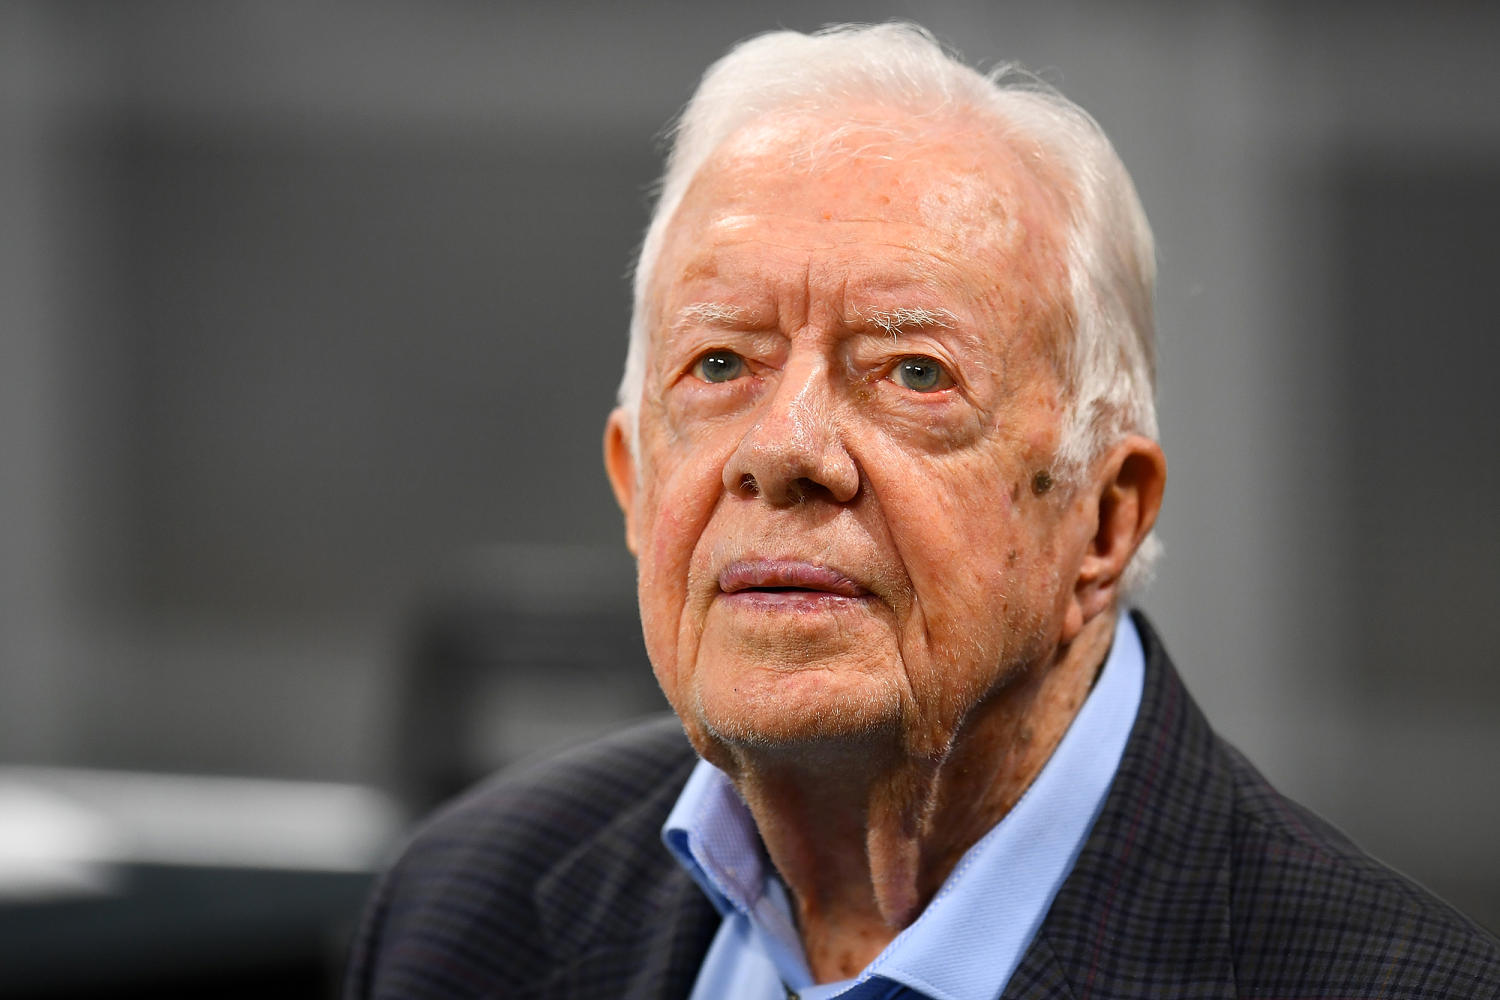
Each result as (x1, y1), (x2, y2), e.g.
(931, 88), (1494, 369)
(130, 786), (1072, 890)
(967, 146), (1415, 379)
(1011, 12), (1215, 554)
(693, 350), (745, 383)
(892, 356), (953, 392)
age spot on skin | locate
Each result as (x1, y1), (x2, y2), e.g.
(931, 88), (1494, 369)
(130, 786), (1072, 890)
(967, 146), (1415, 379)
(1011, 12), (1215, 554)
(1030, 470), (1053, 495)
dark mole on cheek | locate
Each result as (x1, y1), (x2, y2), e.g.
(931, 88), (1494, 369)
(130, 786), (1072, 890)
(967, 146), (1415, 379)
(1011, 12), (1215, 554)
(1030, 470), (1053, 495)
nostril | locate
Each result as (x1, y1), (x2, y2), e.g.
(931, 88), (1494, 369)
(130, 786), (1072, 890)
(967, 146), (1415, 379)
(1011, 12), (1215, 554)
(739, 473), (759, 496)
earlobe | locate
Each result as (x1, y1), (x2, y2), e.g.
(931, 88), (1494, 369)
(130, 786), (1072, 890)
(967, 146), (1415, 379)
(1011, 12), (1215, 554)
(1072, 435), (1166, 626)
(603, 409), (640, 556)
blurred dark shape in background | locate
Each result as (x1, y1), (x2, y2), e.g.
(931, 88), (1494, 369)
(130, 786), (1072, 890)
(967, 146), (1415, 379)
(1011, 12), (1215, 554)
(394, 545), (662, 816)
(1, 1), (1498, 995)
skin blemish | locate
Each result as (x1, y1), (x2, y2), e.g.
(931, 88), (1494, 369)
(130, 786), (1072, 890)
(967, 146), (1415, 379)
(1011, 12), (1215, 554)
(1006, 549), (1018, 566)
(1030, 470), (1053, 495)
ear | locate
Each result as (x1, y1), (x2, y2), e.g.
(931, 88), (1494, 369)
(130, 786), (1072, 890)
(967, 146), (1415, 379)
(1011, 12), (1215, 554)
(603, 408), (640, 556)
(1063, 434), (1166, 642)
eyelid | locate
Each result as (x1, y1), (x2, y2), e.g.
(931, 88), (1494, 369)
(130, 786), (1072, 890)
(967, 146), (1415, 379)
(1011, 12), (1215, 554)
(671, 327), (781, 366)
(848, 331), (958, 368)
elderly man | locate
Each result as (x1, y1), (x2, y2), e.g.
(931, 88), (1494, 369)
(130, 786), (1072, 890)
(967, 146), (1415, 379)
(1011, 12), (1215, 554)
(346, 23), (1500, 1000)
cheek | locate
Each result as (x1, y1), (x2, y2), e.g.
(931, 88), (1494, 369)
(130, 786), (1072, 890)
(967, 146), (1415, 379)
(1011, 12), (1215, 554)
(634, 487), (694, 676)
(632, 438), (734, 691)
(874, 445), (1061, 709)
(879, 449), (1024, 602)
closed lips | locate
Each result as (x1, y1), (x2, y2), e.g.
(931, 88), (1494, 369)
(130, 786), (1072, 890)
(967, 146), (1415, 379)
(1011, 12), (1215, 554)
(717, 560), (869, 597)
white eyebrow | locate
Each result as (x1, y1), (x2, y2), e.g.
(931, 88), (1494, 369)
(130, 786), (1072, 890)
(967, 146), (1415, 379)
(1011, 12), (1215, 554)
(678, 301), (747, 326)
(860, 307), (957, 338)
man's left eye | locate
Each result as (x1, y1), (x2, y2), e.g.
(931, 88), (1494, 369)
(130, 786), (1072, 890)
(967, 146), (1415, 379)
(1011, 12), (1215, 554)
(891, 356), (954, 392)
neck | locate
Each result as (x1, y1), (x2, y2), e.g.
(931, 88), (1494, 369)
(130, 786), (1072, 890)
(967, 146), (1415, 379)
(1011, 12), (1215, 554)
(715, 611), (1117, 983)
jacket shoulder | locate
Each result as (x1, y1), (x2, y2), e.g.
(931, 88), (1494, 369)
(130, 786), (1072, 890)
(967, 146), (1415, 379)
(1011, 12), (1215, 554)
(1038, 615), (1500, 1000)
(344, 714), (700, 999)
(1223, 745), (1500, 998)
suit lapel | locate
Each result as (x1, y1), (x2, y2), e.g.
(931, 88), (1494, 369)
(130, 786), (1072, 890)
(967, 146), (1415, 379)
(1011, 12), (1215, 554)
(1004, 932), (1083, 1000)
(538, 876), (717, 1000)
(1007, 613), (1239, 1000)
(530, 743), (717, 1000)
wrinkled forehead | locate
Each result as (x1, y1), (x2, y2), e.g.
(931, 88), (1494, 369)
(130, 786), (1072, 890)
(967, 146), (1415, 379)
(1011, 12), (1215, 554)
(696, 107), (1065, 238)
(651, 106), (1075, 353)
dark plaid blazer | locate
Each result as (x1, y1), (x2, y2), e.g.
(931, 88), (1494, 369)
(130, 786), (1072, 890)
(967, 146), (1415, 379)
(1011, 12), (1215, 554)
(345, 614), (1500, 998)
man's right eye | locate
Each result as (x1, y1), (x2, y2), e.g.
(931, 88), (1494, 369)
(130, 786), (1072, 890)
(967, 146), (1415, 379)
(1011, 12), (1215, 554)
(692, 350), (745, 383)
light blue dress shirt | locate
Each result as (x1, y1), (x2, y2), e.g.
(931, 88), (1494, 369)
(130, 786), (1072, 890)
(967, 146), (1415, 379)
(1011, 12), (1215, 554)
(662, 613), (1145, 1000)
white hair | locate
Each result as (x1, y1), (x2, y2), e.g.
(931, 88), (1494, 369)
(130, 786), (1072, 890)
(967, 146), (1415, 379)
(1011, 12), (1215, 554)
(617, 22), (1161, 581)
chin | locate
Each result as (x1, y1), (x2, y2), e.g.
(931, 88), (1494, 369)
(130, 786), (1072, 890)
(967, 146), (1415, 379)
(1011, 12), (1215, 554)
(690, 665), (906, 754)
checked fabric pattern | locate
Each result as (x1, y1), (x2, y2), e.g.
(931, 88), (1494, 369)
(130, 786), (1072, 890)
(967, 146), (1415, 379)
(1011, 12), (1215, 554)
(345, 614), (1500, 999)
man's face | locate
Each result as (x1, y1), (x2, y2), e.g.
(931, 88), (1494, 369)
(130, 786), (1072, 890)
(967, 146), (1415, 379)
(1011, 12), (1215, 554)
(608, 112), (1099, 762)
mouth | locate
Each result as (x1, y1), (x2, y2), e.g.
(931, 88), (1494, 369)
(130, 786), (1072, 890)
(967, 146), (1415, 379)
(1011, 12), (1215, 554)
(717, 559), (871, 607)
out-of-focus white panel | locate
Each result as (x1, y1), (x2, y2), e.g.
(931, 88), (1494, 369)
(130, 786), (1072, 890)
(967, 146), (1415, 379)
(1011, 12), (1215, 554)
(0, 767), (402, 893)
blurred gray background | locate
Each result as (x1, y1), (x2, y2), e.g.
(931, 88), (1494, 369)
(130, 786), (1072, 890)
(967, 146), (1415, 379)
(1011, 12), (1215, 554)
(2, 0), (1498, 989)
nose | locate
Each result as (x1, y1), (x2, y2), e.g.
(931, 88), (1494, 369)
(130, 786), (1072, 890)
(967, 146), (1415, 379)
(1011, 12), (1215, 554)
(722, 361), (860, 505)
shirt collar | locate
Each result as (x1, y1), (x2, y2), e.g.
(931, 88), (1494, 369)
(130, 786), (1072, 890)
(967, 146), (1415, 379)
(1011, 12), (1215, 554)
(663, 612), (1146, 999)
